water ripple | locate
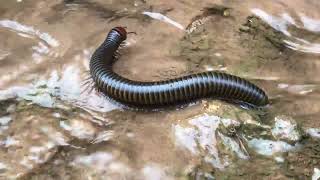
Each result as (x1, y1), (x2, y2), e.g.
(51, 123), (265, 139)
(251, 8), (320, 54)
(0, 20), (59, 47)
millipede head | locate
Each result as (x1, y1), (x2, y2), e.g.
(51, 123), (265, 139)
(112, 27), (127, 40)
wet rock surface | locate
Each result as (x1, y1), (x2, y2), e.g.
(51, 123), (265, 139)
(178, 6), (289, 78)
(1, 0), (320, 179)
(284, 139), (320, 179)
(0, 100), (113, 179)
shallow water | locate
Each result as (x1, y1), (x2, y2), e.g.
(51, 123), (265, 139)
(0, 0), (320, 179)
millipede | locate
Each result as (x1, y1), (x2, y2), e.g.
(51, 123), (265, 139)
(89, 27), (269, 108)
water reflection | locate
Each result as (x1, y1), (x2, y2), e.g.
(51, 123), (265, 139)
(0, 20), (59, 47)
(313, 168), (320, 180)
(142, 164), (171, 180)
(251, 8), (294, 36)
(278, 83), (317, 95)
(0, 65), (118, 112)
(300, 14), (320, 33)
(71, 151), (132, 178)
(0, 19), (61, 88)
(252, 8), (320, 54)
(0, 0), (320, 179)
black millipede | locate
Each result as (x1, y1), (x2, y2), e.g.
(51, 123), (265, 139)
(89, 27), (269, 108)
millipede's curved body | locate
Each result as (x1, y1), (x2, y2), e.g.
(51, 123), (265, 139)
(89, 27), (269, 108)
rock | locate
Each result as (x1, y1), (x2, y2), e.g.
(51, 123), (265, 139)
(247, 138), (298, 156)
(6, 104), (16, 113)
(271, 115), (303, 143)
(142, 164), (173, 180)
(274, 156), (284, 163)
(312, 168), (320, 180)
(306, 128), (320, 139)
(0, 116), (12, 126)
(0, 102), (113, 178)
(174, 101), (306, 172)
(239, 25), (250, 32)
(59, 118), (97, 141)
(173, 112), (249, 170)
(243, 115), (303, 157)
(0, 67), (118, 112)
(0, 105), (69, 178)
(69, 151), (133, 179)
(91, 130), (114, 144)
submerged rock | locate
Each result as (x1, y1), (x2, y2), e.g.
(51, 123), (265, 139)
(312, 168), (320, 180)
(306, 128), (320, 139)
(70, 151), (133, 179)
(59, 118), (97, 141)
(0, 101), (114, 178)
(247, 138), (298, 156)
(173, 102), (251, 171)
(173, 101), (306, 177)
(0, 66), (118, 112)
(0, 106), (68, 178)
(284, 138), (320, 178)
(0, 116), (12, 126)
(271, 115), (303, 143)
(142, 164), (173, 180)
(1, 1), (319, 179)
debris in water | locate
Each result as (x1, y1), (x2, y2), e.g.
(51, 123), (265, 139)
(143, 12), (185, 31)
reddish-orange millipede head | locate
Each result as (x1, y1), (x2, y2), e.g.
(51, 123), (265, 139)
(112, 27), (127, 40)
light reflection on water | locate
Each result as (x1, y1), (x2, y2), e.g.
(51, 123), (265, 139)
(0, 65), (118, 112)
(0, 20), (59, 47)
(0, 0), (320, 179)
(252, 8), (320, 54)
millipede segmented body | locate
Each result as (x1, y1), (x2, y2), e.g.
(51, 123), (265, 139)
(89, 27), (269, 108)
